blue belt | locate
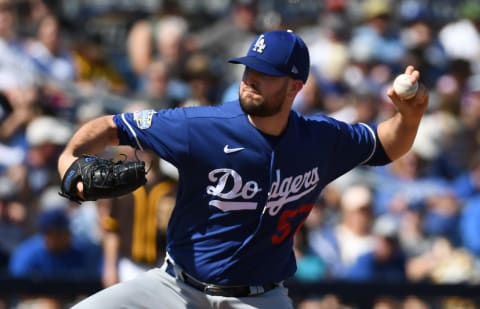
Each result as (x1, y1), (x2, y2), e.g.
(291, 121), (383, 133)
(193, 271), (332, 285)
(165, 259), (278, 297)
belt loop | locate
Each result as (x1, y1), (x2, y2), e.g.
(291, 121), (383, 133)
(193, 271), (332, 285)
(173, 263), (184, 281)
(166, 252), (184, 281)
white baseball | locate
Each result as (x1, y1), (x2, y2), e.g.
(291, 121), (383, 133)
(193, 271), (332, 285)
(393, 73), (418, 100)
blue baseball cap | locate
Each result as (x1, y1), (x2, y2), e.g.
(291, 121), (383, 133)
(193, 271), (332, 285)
(229, 30), (310, 83)
(37, 208), (70, 233)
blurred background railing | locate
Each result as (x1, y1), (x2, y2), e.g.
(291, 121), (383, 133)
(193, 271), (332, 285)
(1, 277), (480, 309)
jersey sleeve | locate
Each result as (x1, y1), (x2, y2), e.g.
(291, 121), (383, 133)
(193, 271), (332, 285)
(321, 118), (391, 179)
(334, 120), (376, 163)
(113, 108), (189, 167)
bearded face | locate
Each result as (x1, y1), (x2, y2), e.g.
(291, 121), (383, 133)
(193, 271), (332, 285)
(239, 68), (291, 117)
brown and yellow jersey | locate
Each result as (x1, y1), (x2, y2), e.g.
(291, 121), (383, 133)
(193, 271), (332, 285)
(102, 178), (176, 266)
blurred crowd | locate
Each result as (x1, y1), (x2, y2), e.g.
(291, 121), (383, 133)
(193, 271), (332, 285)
(1, 0), (480, 308)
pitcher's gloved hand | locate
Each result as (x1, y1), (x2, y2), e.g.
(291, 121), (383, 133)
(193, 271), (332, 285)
(59, 155), (147, 204)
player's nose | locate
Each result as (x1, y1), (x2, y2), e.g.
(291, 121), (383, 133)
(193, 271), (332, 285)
(242, 68), (260, 88)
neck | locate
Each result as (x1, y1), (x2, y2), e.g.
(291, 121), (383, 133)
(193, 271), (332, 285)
(247, 109), (290, 136)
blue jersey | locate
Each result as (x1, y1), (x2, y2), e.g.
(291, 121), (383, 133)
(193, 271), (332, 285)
(113, 100), (389, 285)
(9, 235), (101, 279)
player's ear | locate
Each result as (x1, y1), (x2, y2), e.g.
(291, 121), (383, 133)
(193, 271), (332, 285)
(288, 79), (303, 97)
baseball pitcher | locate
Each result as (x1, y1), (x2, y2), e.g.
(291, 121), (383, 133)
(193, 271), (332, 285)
(58, 30), (428, 308)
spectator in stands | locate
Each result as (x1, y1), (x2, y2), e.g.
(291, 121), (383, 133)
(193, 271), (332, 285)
(327, 90), (382, 126)
(8, 207), (101, 308)
(373, 112), (462, 246)
(38, 185), (102, 248)
(205, 0), (262, 103)
(0, 90), (35, 172)
(303, 194), (341, 234)
(308, 184), (374, 278)
(293, 225), (326, 283)
(128, 14), (192, 104)
(25, 14), (76, 83)
(127, 14), (190, 80)
(9, 207), (101, 279)
(372, 150), (449, 216)
(397, 209), (434, 258)
(426, 61), (478, 182)
(458, 74), (480, 152)
(411, 92), (462, 180)
(17, 0), (58, 38)
(453, 152), (480, 201)
(459, 194), (480, 258)
(23, 116), (72, 195)
(0, 114), (72, 246)
(180, 52), (219, 107)
(406, 237), (476, 284)
(295, 10), (351, 116)
(422, 190), (461, 246)
(349, 0), (405, 72)
(192, 0), (260, 84)
(71, 33), (127, 94)
(0, 89), (41, 210)
(0, 0), (38, 91)
(0, 180), (27, 275)
(398, 1), (448, 88)
(134, 59), (185, 109)
(344, 216), (407, 282)
(438, 1), (480, 69)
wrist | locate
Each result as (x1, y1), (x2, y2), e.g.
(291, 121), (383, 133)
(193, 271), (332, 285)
(394, 111), (422, 130)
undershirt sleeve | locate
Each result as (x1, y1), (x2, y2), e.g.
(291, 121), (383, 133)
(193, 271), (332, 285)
(366, 124), (392, 166)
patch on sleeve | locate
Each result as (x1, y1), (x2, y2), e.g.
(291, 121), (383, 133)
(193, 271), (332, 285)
(133, 110), (156, 129)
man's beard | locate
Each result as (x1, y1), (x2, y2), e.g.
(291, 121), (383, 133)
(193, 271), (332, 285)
(239, 97), (282, 117)
(239, 88), (286, 117)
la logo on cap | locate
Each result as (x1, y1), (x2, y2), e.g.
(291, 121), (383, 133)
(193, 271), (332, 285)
(252, 34), (266, 53)
(228, 30), (310, 83)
